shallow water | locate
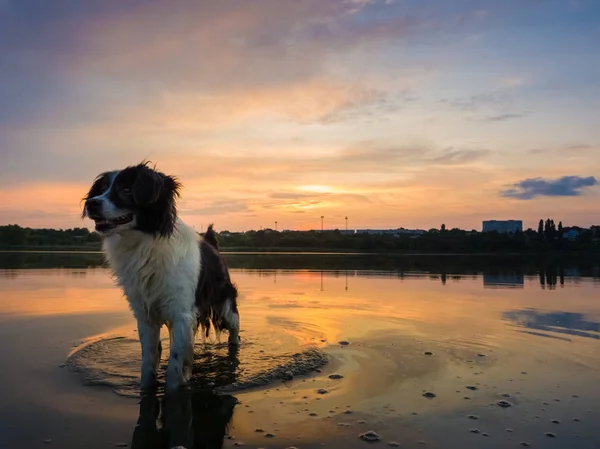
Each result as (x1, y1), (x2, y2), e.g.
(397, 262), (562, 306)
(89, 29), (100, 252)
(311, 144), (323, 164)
(0, 252), (599, 449)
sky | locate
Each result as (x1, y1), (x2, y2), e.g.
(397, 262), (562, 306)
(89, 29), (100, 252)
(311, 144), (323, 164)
(1, 0), (599, 232)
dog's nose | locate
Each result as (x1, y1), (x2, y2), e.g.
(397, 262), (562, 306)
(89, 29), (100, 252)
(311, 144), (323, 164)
(85, 198), (102, 216)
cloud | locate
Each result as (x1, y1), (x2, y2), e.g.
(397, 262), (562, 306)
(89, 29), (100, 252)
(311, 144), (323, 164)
(484, 112), (526, 122)
(566, 144), (593, 151)
(500, 176), (598, 200)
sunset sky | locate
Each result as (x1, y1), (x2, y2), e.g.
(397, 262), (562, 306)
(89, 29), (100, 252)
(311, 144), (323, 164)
(1, 0), (599, 232)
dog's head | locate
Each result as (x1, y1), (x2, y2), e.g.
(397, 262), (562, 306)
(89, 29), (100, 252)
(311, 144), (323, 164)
(82, 162), (181, 237)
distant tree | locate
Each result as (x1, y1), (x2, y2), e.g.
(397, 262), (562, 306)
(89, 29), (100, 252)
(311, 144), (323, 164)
(441, 223), (446, 232)
(558, 221), (563, 240)
(538, 219), (544, 237)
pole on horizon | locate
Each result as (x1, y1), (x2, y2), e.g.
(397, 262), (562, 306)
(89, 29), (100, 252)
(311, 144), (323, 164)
(345, 216), (348, 233)
(275, 221), (278, 231)
(321, 215), (324, 232)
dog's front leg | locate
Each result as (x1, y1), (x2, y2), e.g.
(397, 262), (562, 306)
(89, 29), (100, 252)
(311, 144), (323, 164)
(137, 317), (162, 391)
(166, 313), (195, 390)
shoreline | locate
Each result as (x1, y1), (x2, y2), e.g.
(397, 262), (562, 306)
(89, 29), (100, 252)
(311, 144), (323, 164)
(2, 247), (600, 257)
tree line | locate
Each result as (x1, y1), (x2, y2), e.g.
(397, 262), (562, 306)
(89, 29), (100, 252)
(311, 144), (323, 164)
(1, 221), (598, 253)
(0, 224), (101, 249)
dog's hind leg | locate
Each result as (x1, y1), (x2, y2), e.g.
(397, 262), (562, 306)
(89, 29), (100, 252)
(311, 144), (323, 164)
(222, 297), (240, 346)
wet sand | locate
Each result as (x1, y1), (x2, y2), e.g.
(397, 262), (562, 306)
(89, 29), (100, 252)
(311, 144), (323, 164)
(1, 266), (599, 448)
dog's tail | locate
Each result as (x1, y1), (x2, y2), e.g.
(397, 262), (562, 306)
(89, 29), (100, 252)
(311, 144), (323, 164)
(203, 223), (219, 250)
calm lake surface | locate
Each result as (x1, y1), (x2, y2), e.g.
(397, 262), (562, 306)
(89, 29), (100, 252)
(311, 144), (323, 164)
(0, 251), (599, 449)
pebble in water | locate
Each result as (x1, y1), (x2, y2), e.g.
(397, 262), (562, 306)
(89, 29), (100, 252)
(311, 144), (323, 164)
(506, 428), (514, 433)
(551, 419), (561, 424)
(501, 393), (512, 398)
(469, 429), (481, 434)
(422, 392), (436, 398)
(467, 415), (479, 420)
(388, 442), (400, 447)
(573, 418), (581, 422)
(339, 341), (350, 346)
(317, 389), (329, 395)
(497, 400), (513, 408)
(329, 374), (344, 380)
(359, 431), (381, 442)
(545, 432), (556, 438)
(482, 433), (489, 437)
(520, 442), (531, 447)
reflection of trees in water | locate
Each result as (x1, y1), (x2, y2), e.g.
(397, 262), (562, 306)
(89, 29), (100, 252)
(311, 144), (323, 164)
(1, 252), (598, 293)
(538, 265), (565, 290)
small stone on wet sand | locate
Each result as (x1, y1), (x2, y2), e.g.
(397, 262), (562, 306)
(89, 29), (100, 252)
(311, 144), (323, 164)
(422, 392), (436, 398)
(339, 341), (350, 346)
(469, 429), (480, 434)
(114, 444), (128, 448)
(466, 386), (478, 391)
(467, 415), (479, 420)
(545, 432), (556, 438)
(388, 442), (400, 447)
(520, 442), (531, 447)
(317, 389), (329, 395)
(497, 400), (513, 408)
(359, 431), (381, 442)
(424, 351), (433, 355)
(329, 373), (344, 379)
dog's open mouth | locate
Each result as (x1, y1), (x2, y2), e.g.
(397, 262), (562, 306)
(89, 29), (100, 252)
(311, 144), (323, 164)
(94, 214), (134, 232)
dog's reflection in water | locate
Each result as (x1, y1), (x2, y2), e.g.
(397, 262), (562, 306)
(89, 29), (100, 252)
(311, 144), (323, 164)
(132, 345), (240, 449)
(131, 388), (238, 449)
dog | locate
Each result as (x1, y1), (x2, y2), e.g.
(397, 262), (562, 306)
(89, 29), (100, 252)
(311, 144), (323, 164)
(82, 161), (240, 391)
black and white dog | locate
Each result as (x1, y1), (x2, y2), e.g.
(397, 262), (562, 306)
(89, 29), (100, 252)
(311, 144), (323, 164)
(82, 162), (240, 391)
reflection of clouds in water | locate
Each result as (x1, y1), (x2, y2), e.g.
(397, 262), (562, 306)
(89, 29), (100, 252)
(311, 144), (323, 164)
(503, 309), (600, 340)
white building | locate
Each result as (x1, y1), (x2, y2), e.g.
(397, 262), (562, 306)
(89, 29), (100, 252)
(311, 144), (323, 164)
(482, 220), (523, 234)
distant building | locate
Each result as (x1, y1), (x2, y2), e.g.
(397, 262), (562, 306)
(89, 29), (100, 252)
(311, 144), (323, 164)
(563, 228), (580, 241)
(482, 220), (523, 234)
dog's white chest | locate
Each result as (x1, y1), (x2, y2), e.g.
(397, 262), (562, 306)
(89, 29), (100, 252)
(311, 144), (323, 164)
(103, 224), (200, 319)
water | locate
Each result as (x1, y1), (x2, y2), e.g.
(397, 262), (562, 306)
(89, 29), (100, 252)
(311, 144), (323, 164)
(0, 251), (599, 449)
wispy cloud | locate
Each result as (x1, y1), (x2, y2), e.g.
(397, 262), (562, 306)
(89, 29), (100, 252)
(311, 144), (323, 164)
(501, 176), (598, 200)
(484, 112), (526, 122)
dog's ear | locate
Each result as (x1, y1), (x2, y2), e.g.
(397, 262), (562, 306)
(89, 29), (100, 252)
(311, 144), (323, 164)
(133, 168), (164, 206)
